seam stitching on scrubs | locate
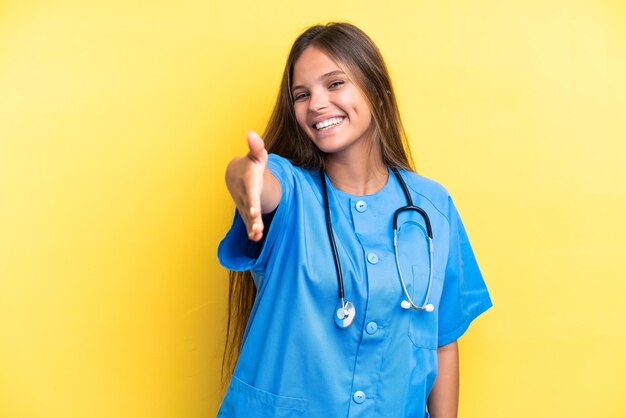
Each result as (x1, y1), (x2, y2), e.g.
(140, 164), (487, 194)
(402, 171), (451, 222)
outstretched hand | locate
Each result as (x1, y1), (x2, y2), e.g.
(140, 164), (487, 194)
(225, 131), (269, 242)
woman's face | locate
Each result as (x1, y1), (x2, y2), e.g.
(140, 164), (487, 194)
(291, 46), (374, 160)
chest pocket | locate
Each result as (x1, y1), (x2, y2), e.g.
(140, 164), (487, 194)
(218, 376), (308, 418)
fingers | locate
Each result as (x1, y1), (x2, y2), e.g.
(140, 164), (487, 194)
(229, 174), (264, 242)
(241, 131), (267, 241)
(246, 189), (264, 242)
(224, 132), (269, 242)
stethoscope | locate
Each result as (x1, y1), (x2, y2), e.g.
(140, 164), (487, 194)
(320, 167), (435, 329)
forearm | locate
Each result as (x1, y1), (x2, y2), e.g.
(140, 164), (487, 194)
(427, 340), (459, 418)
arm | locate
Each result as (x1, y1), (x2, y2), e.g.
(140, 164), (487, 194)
(225, 131), (282, 242)
(427, 340), (459, 418)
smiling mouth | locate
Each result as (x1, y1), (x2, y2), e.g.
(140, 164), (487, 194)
(314, 117), (344, 131)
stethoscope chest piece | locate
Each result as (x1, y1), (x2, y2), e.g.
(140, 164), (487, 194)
(334, 300), (355, 328)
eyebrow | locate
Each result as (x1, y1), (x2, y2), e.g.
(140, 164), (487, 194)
(291, 70), (346, 92)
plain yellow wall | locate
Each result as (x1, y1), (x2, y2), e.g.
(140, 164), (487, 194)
(1, 0), (625, 417)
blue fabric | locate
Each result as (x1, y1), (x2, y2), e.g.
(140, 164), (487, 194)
(217, 154), (492, 418)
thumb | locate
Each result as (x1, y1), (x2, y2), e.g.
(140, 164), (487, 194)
(247, 131), (267, 162)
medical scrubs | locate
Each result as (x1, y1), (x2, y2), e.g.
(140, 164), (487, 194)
(217, 154), (492, 418)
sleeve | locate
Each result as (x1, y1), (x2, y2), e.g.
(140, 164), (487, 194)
(437, 196), (493, 346)
(216, 154), (296, 272)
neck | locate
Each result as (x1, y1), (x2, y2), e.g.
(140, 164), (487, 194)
(324, 153), (388, 196)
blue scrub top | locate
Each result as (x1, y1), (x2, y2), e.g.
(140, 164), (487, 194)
(217, 154), (492, 418)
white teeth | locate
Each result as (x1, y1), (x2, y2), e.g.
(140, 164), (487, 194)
(315, 117), (343, 130)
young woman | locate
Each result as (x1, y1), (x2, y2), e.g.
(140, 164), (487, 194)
(218, 22), (492, 418)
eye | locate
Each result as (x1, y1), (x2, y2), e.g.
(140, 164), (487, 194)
(293, 92), (309, 102)
(329, 80), (344, 89)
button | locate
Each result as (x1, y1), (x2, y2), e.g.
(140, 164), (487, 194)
(353, 390), (366, 404)
(366, 321), (378, 335)
(355, 200), (368, 212)
(367, 252), (379, 264)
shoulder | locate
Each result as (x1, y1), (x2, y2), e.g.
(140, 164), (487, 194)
(398, 169), (454, 217)
(267, 153), (292, 173)
(267, 153), (317, 195)
(268, 153), (291, 166)
(267, 153), (311, 176)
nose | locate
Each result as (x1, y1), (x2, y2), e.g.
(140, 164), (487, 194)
(309, 89), (328, 112)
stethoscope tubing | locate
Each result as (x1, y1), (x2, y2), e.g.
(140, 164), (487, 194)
(390, 167), (434, 312)
(320, 167), (349, 311)
(394, 232), (435, 311)
(320, 166), (435, 328)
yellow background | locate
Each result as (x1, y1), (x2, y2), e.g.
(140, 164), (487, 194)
(1, 0), (625, 417)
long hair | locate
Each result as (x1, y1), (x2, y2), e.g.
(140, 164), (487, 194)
(222, 22), (415, 384)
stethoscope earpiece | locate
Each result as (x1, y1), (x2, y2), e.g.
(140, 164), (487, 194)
(401, 300), (435, 312)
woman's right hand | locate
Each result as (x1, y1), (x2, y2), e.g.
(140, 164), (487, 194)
(225, 131), (280, 242)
